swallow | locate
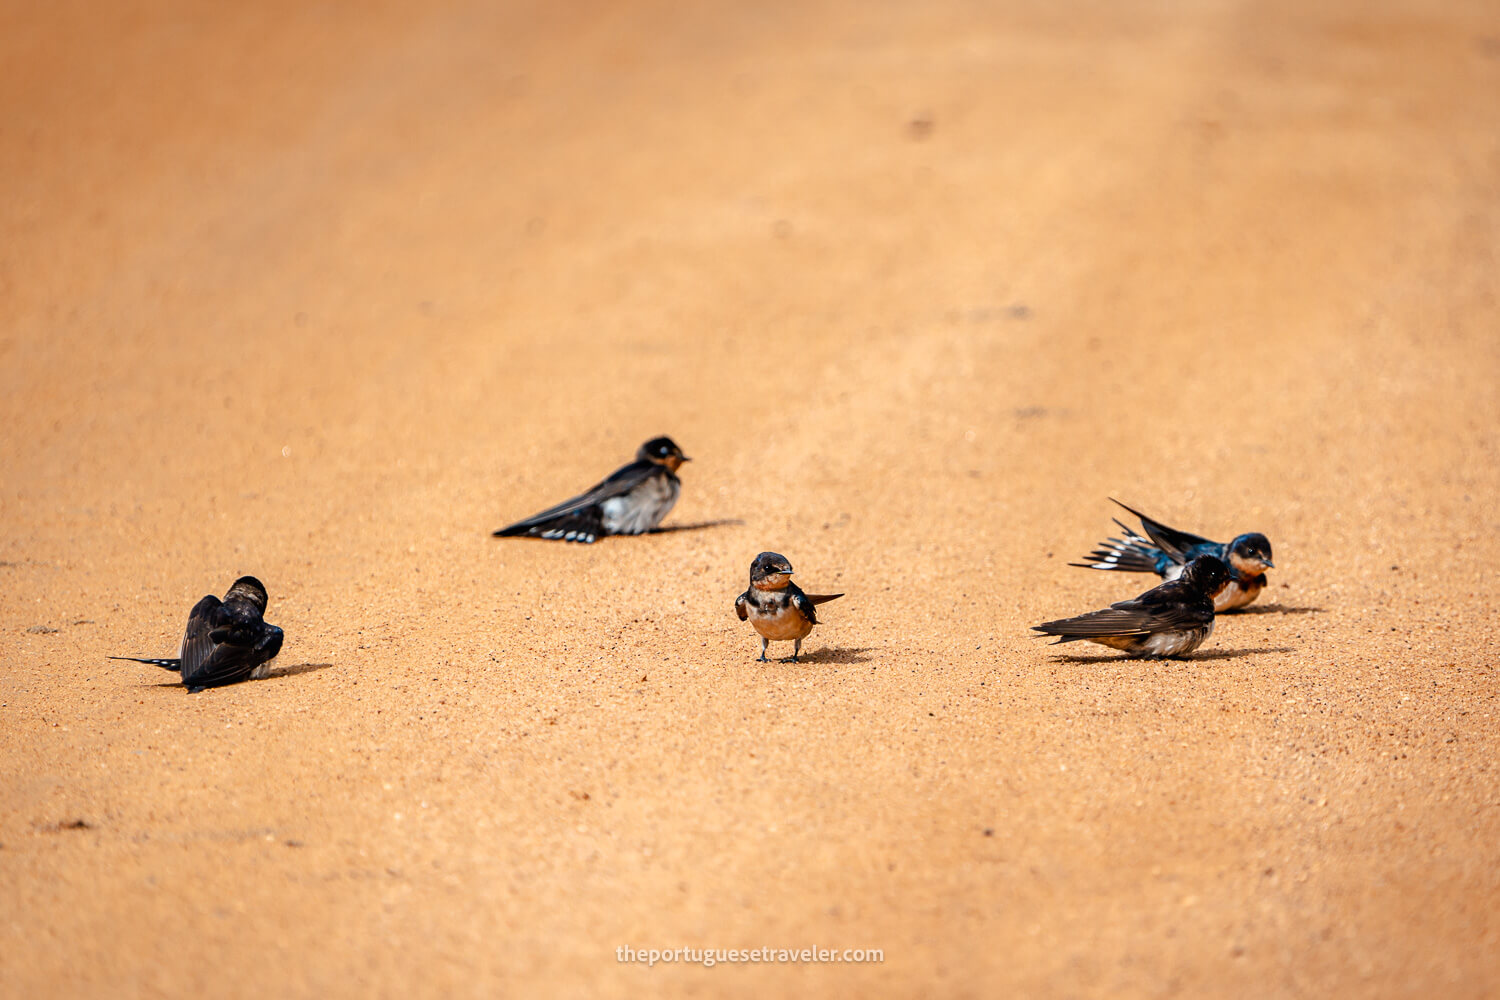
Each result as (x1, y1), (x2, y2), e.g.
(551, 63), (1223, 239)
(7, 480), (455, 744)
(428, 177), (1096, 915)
(110, 576), (285, 692)
(1071, 498), (1275, 611)
(493, 436), (690, 544)
(734, 551), (843, 662)
(1033, 554), (1230, 657)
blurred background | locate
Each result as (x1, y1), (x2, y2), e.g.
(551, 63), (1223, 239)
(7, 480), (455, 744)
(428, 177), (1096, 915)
(3, 1), (1498, 996)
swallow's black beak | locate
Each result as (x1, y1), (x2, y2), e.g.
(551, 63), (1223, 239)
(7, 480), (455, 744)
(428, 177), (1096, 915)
(1262, 558), (1275, 569)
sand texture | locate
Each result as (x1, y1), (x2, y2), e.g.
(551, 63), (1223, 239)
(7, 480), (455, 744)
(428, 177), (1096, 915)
(3, 0), (1499, 996)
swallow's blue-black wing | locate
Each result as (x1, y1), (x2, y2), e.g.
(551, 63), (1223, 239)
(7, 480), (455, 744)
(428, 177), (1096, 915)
(1032, 577), (1213, 641)
(182, 621), (283, 691)
(1110, 499), (1218, 565)
(173, 595), (224, 681)
(493, 459), (656, 543)
(789, 587), (831, 626)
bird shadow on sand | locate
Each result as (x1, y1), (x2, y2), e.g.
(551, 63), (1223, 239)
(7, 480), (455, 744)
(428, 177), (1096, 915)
(650, 519), (745, 534)
(1227, 604), (1325, 615)
(267, 662), (333, 680)
(137, 663), (332, 689)
(1045, 646), (1296, 664)
(791, 645), (877, 665)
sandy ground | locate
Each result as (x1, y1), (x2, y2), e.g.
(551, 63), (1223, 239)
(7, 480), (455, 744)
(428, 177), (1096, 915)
(3, 0), (1499, 995)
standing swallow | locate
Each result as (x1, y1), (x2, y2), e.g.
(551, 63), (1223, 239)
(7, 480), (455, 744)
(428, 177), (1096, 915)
(734, 551), (843, 662)
(493, 436), (690, 544)
(1032, 554), (1231, 657)
(1071, 498), (1275, 611)
(110, 576), (285, 692)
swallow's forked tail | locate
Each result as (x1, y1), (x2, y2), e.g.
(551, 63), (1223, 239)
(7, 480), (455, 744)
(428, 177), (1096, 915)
(109, 656), (182, 671)
(806, 593), (844, 605)
(493, 510), (602, 544)
(1068, 519), (1162, 574)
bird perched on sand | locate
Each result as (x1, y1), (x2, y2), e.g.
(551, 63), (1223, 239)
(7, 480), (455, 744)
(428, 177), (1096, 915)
(493, 436), (690, 544)
(734, 551), (843, 662)
(1033, 554), (1230, 658)
(1071, 498), (1275, 611)
(111, 576), (284, 692)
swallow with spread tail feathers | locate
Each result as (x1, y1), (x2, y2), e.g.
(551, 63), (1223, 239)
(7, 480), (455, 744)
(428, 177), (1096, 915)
(111, 576), (284, 692)
(1033, 554), (1230, 657)
(493, 436), (689, 544)
(1071, 498), (1274, 611)
(734, 551), (843, 662)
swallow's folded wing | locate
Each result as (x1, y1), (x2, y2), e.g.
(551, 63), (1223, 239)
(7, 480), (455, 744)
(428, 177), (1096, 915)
(790, 590), (823, 626)
(182, 631), (269, 688)
(1035, 586), (1212, 639)
(1032, 606), (1156, 638)
(493, 460), (656, 538)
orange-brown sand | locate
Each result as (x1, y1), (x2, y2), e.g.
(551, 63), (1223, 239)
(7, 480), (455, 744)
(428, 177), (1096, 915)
(3, 0), (1499, 995)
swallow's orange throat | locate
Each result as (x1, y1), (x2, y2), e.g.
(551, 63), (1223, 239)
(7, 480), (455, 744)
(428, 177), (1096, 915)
(1227, 550), (1269, 578)
(752, 573), (792, 590)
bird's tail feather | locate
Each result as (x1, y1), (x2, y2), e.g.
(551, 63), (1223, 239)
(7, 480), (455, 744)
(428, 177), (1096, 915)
(109, 656), (182, 670)
(493, 511), (601, 543)
(806, 593), (844, 605)
(1068, 519), (1162, 574)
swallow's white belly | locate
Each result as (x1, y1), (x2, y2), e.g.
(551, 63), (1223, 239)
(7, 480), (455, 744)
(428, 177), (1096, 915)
(601, 474), (679, 535)
(1096, 620), (1213, 657)
(1138, 623), (1212, 656)
(1213, 576), (1264, 611)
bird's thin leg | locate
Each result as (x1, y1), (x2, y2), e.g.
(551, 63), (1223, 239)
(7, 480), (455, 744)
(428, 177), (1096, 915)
(757, 637), (769, 663)
(782, 638), (801, 663)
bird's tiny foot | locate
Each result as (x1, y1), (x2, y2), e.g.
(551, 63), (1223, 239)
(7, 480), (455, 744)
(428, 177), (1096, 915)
(756, 654), (769, 663)
(780, 655), (799, 663)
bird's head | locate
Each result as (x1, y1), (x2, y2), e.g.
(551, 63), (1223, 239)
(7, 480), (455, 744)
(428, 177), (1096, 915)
(638, 436), (690, 472)
(1181, 555), (1230, 599)
(750, 551), (795, 589)
(1227, 533), (1274, 576)
(225, 575), (269, 613)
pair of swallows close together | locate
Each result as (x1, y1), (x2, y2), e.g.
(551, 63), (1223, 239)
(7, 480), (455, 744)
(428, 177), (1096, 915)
(114, 436), (1275, 691)
(490, 435), (841, 664)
